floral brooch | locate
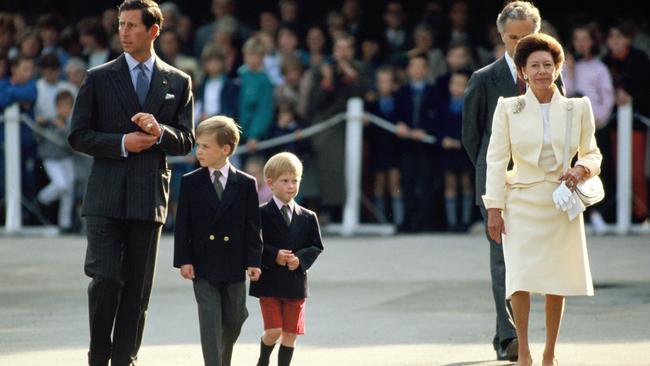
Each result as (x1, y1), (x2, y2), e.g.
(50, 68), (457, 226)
(513, 97), (526, 114)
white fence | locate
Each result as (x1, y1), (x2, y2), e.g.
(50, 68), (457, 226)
(1, 99), (648, 236)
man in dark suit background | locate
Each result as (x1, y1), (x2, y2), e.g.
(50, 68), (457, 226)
(462, 1), (564, 362)
(68, 1), (194, 365)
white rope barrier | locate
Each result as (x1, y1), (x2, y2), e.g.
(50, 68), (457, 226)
(2, 100), (647, 236)
(364, 112), (437, 144)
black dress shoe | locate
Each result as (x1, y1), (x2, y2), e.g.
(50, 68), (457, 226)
(496, 338), (518, 361)
(505, 338), (519, 362)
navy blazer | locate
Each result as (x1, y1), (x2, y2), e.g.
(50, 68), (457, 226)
(174, 165), (263, 283)
(249, 200), (323, 299)
(394, 83), (438, 136)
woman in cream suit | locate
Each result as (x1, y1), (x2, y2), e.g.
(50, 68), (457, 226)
(483, 33), (602, 366)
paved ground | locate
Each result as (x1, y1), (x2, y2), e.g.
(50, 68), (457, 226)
(0, 232), (649, 365)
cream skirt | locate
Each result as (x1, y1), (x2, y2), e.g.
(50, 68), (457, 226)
(502, 180), (594, 299)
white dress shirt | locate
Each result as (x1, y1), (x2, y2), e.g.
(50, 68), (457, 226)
(208, 163), (230, 191)
(273, 196), (295, 222)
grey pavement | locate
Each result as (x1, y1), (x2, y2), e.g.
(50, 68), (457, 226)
(0, 232), (649, 366)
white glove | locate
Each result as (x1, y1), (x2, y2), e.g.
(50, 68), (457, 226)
(566, 192), (586, 221)
(553, 182), (574, 211)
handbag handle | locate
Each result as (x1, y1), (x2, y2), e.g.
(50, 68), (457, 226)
(562, 100), (573, 173)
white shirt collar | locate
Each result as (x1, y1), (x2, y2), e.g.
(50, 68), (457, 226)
(504, 52), (518, 83)
(273, 196), (295, 213)
(208, 162), (230, 181)
(125, 52), (156, 72)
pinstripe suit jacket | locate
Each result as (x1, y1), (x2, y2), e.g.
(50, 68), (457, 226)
(69, 53), (195, 223)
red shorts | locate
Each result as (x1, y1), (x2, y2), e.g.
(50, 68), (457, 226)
(259, 297), (306, 334)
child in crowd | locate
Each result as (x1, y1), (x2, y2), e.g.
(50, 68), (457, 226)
(36, 90), (76, 231)
(437, 69), (474, 231)
(365, 66), (404, 226)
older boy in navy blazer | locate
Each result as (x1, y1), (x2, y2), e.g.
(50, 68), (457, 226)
(174, 115), (262, 366)
(250, 152), (324, 366)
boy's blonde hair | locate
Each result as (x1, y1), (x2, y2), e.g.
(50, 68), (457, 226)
(196, 115), (241, 156)
(242, 36), (266, 56)
(264, 152), (303, 181)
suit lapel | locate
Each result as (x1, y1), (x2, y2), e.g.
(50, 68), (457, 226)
(199, 168), (220, 214)
(520, 89), (544, 163)
(143, 59), (171, 114)
(110, 54), (141, 123)
(266, 200), (291, 237)
(548, 90), (568, 165)
(492, 57), (518, 97)
(286, 205), (305, 244)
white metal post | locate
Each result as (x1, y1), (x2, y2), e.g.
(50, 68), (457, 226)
(4, 104), (22, 233)
(616, 103), (632, 235)
(341, 98), (363, 236)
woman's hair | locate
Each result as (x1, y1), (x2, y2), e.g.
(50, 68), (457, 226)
(571, 23), (602, 57)
(264, 152), (303, 181)
(514, 32), (564, 73)
(196, 115), (241, 156)
(496, 1), (541, 34)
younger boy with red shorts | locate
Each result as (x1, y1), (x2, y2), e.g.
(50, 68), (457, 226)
(250, 152), (324, 366)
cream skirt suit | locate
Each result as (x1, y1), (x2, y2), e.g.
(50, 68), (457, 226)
(482, 89), (602, 299)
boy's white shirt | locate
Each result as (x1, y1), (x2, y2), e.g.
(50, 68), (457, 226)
(208, 162), (230, 190)
(273, 196), (295, 222)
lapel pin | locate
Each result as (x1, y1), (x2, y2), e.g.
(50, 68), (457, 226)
(162, 80), (168, 85)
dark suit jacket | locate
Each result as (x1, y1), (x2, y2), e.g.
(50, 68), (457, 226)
(249, 201), (323, 299)
(462, 56), (564, 205)
(69, 53), (195, 223)
(395, 83), (439, 137)
(173, 166), (263, 283)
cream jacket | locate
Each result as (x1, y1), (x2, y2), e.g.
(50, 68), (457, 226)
(482, 88), (602, 209)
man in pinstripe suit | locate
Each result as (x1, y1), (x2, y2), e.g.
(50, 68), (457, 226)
(68, 1), (194, 365)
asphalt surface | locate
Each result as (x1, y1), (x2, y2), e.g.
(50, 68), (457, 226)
(0, 232), (648, 365)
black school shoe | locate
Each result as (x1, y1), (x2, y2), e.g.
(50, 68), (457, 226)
(496, 338), (518, 361)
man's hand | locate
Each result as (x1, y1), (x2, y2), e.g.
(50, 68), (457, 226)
(442, 137), (461, 150)
(124, 132), (158, 152)
(180, 264), (195, 280)
(396, 122), (410, 138)
(410, 128), (427, 141)
(615, 89), (632, 106)
(246, 139), (258, 152)
(287, 256), (300, 271)
(247, 267), (262, 281)
(52, 117), (66, 129)
(276, 249), (294, 266)
(131, 112), (162, 137)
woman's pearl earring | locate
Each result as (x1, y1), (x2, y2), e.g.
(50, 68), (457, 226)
(523, 75), (528, 81)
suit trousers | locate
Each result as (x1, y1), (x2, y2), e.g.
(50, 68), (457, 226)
(401, 145), (435, 231)
(84, 216), (162, 366)
(193, 278), (249, 366)
(479, 206), (516, 349)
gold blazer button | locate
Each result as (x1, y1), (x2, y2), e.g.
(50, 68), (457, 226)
(224, 236), (230, 242)
(209, 235), (215, 241)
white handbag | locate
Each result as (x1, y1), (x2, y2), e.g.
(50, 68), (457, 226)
(562, 100), (605, 207)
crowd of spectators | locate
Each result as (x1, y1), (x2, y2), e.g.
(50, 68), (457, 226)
(1, 0), (649, 233)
